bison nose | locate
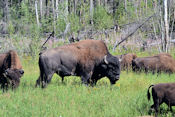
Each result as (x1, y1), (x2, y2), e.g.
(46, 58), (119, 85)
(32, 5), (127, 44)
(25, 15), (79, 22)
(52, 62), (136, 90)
(20, 70), (24, 75)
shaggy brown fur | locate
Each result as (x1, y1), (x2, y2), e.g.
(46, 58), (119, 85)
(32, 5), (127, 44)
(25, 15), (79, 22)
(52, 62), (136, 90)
(0, 50), (22, 72)
(36, 40), (120, 88)
(132, 53), (175, 74)
(8, 50), (22, 69)
(116, 53), (137, 71)
(0, 50), (24, 91)
(42, 40), (109, 70)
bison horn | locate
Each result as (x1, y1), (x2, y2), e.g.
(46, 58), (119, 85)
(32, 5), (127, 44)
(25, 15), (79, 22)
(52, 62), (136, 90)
(104, 55), (108, 64)
(119, 58), (122, 62)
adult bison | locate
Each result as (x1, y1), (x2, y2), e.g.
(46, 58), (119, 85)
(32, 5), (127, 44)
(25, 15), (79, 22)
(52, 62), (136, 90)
(0, 50), (24, 91)
(132, 53), (175, 74)
(147, 83), (175, 116)
(36, 40), (120, 88)
(116, 53), (137, 71)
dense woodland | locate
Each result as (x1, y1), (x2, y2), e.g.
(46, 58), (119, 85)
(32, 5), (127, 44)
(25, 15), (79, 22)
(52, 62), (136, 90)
(0, 0), (175, 56)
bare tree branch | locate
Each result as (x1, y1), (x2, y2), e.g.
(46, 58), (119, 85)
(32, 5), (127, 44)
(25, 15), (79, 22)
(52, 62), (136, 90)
(113, 13), (156, 51)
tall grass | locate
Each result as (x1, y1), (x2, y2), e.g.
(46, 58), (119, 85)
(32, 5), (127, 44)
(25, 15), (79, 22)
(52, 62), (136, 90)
(0, 58), (175, 117)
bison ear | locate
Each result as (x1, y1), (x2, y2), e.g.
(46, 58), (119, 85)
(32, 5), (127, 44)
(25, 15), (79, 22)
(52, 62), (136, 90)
(104, 55), (108, 64)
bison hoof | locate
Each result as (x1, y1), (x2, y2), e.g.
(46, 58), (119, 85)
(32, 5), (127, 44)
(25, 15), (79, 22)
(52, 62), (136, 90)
(41, 81), (47, 88)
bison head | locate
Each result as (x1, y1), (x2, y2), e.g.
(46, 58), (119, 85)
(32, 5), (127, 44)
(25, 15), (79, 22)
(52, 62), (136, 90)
(103, 54), (120, 84)
(3, 68), (24, 88)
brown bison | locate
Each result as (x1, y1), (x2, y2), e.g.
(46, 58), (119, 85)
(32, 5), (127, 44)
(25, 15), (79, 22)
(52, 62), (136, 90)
(132, 53), (175, 74)
(116, 53), (137, 71)
(0, 50), (24, 91)
(147, 83), (175, 116)
(36, 40), (120, 88)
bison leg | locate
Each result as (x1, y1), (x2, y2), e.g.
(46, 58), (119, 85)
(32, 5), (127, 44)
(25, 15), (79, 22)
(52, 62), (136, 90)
(1, 78), (8, 92)
(1, 83), (5, 92)
(40, 71), (52, 88)
(88, 78), (97, 86)
(35, 76), (41, 87)
(81, 72), (92, 85)
(91, 79), (97, 86)
(81, 76), (89, 85)
(151, 102), (159, 117)
(61, 76), (64, 83)
(151, 88), (163, 116)
(167, 103), (173, 112)
(170, 106), (173, 112)
(47, 73), (54, 84)
(41, 73), (54, 88)
(58, 74), (65, 83)
(153, 99), (163, 117)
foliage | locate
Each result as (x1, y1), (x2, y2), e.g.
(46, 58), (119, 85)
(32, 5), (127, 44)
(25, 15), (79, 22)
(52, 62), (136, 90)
(68, 14), (81, 33)
(8, 21), (15, 36)
(0, 0), (175, 56)
(93, 6), (113, 30)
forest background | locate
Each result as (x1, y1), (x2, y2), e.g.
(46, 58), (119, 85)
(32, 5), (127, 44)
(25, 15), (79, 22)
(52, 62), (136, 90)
(0, 0), (175, 57)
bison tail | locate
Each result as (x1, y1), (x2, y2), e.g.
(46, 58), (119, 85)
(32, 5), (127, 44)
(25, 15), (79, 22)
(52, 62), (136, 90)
(147, 84), (154, 101)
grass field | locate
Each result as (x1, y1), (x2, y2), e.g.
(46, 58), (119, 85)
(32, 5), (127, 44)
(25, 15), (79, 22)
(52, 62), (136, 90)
(0, 55), (175, 117)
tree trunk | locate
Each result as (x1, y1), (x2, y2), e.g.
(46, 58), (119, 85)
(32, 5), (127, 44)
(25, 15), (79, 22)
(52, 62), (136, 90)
(164, 0), (170, 52)
(56, 0), (59, 19)
(65, 0), (68, 20)
(4, 0), (10, 22)
(45, 0), (49, 18)
(145, 0), (147, 15)
(35, 1), (40, 27)
(51, 0), (56, 33)
(73, 0), (77, 14)
(68, 0), (71, 14)
(124, 0), (127, 11)
(90, 0), (93, 25)
(40, 0), (43, 20)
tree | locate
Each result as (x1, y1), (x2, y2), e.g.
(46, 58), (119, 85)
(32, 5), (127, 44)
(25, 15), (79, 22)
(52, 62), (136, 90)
(164, 0), (170, 52)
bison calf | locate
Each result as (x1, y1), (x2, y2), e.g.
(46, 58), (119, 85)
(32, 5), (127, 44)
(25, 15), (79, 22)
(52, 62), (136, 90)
(147, 83), (175, 116)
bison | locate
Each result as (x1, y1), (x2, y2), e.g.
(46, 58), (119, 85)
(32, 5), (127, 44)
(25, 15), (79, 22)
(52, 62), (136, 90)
(2, 68), (24, 90)
(0, 50), (24, 91)
(36, 40), (120, 88)
(147, 83), (175, 116)
(116, 53), (137, 71)
(132, 53), (175, 74)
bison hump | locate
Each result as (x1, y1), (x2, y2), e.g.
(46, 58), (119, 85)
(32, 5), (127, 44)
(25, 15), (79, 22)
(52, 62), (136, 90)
(8, 50), (22, 69)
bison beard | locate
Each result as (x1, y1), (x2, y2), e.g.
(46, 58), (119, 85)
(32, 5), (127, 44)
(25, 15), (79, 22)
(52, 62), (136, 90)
(36, 40), (120, 88)
(2, 68), (24, 91)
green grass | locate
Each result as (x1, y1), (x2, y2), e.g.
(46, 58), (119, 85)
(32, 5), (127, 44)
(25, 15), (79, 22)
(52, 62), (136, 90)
(0, 58), (175, 117)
